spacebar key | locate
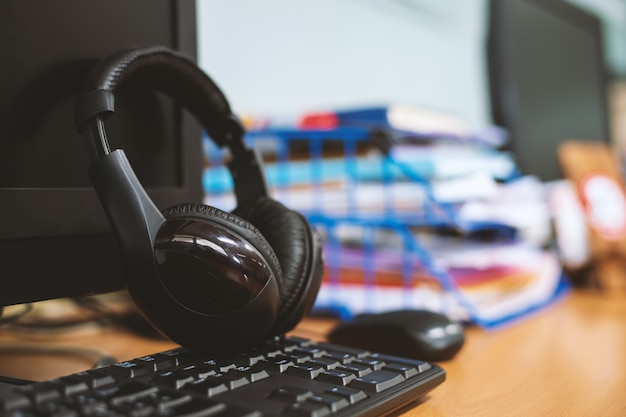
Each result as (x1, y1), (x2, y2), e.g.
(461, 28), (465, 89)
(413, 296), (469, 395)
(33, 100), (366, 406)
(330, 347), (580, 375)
(349, 370), (405, 393)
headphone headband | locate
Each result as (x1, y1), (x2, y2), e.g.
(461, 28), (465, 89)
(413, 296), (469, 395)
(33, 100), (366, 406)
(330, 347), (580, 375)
(75, 46), (268, 205)
(75, 46), (245, 158)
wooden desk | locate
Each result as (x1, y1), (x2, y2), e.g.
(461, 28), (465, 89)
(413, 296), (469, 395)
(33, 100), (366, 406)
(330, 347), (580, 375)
(1, 290), (625, 416)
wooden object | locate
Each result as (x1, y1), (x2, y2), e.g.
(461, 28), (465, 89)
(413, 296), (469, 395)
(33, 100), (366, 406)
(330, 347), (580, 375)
(558, 141), (626, 291)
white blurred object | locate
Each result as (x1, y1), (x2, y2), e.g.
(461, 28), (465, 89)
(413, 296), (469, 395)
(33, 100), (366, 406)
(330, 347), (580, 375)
(547, 180), (590, 269)
(457, 176), (553, 246)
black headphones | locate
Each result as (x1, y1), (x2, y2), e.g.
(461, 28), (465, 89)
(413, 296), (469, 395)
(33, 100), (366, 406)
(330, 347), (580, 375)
(74, 46), (323, 353)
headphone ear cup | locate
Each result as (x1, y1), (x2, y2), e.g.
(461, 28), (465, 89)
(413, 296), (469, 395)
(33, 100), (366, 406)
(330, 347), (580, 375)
(233, 197), (323, 333)
(153, 202), (284, 351)
(161, 202), (284, 291)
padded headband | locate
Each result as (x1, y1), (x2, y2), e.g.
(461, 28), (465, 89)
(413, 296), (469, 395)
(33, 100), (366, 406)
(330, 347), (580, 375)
(75, 46), (268, 205)
(75, 46), (245, 155)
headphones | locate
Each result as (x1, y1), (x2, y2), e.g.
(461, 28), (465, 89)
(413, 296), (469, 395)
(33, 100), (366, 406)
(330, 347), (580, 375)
(74, 46), (323, 353)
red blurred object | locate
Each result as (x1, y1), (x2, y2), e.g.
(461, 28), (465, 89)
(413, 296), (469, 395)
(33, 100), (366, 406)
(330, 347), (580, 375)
(298, 111), (339, 129)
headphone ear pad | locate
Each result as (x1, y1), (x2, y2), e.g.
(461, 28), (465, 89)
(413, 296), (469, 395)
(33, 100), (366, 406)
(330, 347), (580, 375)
(233, 197), (323, 333)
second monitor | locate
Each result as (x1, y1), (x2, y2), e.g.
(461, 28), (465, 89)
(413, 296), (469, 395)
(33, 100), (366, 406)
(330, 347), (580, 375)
(488, 0), (611, 182)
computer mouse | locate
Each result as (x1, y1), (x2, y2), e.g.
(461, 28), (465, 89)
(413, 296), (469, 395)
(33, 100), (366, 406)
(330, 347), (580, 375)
(327, 309), (465, 362)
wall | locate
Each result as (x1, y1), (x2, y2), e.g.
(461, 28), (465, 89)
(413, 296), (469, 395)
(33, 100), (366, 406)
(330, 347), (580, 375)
(196, 0), (490, 126)
(196, 0), (625, 128)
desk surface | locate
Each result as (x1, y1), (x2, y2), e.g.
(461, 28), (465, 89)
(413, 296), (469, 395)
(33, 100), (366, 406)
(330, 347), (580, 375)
(1, 289), (625, 416)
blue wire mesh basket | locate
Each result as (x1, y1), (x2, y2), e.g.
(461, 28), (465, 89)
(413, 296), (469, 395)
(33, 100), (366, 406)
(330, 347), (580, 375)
(202, 127), (564, 328)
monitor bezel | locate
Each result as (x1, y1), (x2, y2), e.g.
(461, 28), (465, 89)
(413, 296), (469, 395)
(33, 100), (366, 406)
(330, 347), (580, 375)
(0, 1), (204, 306)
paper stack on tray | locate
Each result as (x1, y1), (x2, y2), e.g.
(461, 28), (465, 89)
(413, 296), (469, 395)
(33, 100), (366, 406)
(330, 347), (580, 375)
(202, 104), (567, 328)
(313, 234), (566, 329)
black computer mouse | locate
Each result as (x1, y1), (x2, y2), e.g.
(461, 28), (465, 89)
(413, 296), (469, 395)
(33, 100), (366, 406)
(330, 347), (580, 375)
(327, 309), (465, 362)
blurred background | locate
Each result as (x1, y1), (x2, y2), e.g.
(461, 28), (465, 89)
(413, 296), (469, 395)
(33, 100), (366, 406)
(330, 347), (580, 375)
(196, 0), (626, 142)
(194, 0), (626, 324)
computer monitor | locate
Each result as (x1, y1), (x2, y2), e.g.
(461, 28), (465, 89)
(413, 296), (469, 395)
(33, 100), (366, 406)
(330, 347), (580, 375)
(0, 1), (203, 306)
(488, 0), (611, 182)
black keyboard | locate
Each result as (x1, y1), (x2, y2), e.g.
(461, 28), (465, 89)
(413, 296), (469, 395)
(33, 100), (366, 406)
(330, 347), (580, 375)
(0, 336), (445, 417)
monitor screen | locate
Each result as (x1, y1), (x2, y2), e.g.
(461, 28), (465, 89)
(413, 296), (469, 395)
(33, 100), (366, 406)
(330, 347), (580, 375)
(488, 0), (611, 182)
(0, 1), (203, 306)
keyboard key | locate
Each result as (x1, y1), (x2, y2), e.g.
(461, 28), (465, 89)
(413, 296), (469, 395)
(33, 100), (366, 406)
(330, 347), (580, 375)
(51, 376), (90, 396)
(349, 370), (405, 393)
(320, 352), (355, 364)
(316, 369), (357, 386)
(181, 364), (218, 379)
(231, 365), (270, 383)
(258, 340), (285, 357)
(292, 346), (326, 358)
(306, 393), (350, 412)
(74, 370), (117, 389)
(112, 401), (157, 417)
(382, 363), (419, 379)
(69, 393), (106, 411)
(94, 381), (159, 405)
(304, 358), (340, 370)
(32, 400), (81, 417)
(0, 390), (31, 412)
(162, 397), (226, 417)
(163, 349), (199, 367)
(369, 353), (432, 372)
(269, 387), (313, 403)
(264, 337), (303, 353)
(135, 354), (177, 372)
(334, 363), (372, 377)
(351, 358), (386, 370)
(152, 370), (195, 389)
(110, 361), (153, 378)
(264, 357), (294, 373)
(283, 336), (313, 348)
(18, 382), (62, 404)
(185, 378), (229, 397)
(280, 351), (312, 363)
(214, 405), (263, 417)
(200, 359), (235, 373)
(324, 387), (367, 404)
(205, 372), (249, 390)
(317, 344), (369, 364)
(316, 343), (369, 359)
(146, 390), (191, 408)
(283, 401), (331, 417)
(225, 352), (266, 367)
(76, 399), (109, 415)
(286, 364), (325, 379)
